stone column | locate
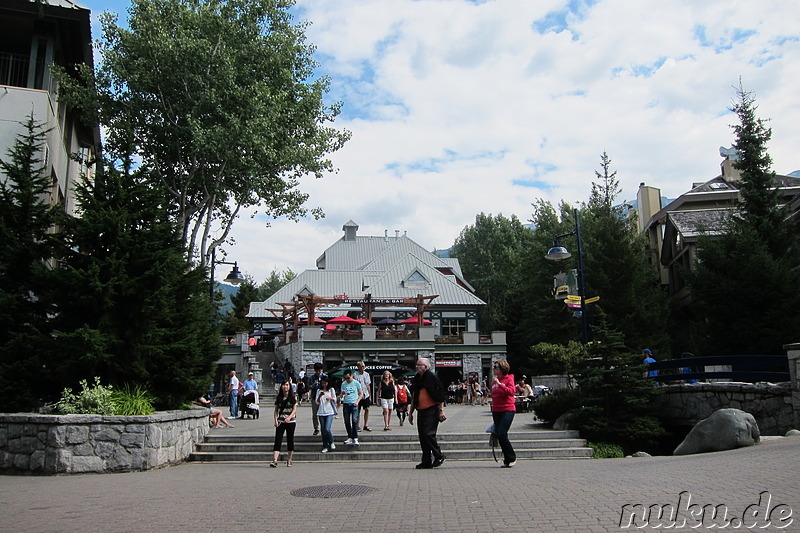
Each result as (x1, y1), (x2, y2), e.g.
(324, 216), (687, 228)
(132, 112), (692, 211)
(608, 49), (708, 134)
(785, 343), (800, 429)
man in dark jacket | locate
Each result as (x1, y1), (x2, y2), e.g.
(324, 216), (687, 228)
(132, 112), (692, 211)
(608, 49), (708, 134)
(408, 357), (447, 469)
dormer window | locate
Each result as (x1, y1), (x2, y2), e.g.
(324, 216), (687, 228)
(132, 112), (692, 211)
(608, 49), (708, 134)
(403, 270), (429, 289)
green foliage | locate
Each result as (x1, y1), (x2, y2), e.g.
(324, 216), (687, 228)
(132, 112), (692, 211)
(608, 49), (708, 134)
(526, 341), (584, 380)
(49, 162), (219, 409)
(56, 377), (116, 415)
(588, 442), (624, 459)
(56, 0), (350, 267)
(449, 213), (535, 359)
(569, 311), (665, 452)
(532, 387), (583, 425)
(258, 269), (297, 300)
(112, 384), (156, 416)
(689, 85), (800, 355)
(0, 114), (61, 412)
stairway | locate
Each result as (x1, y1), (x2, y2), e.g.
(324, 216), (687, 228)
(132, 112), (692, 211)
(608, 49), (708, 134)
(189, 427), (594, 462)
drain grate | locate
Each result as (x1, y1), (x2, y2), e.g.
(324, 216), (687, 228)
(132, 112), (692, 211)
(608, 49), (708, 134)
(291, 484), (378, 499)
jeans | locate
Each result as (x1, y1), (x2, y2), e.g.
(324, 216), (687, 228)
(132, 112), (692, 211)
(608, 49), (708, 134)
(342, 403), (359, 439)
(417, 406), (443, 465)
(318, 415), (334, 448)
(492, 410), (516, 465)
(311, 397), (320, 430)
(229, 390), (238, 418)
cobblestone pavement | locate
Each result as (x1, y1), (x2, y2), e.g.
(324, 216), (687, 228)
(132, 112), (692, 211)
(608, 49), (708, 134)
(2, 403), (798, 532)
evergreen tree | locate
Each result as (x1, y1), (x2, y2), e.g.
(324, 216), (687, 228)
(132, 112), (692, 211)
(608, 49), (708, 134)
(225, 275), (260, 333)
(0, 115), (60, 411)
(50, 162), (219, 408)
(258, 268), (297, 300)
(581, 153), (669, 352)
(570, 309), (665, 452)
(690, 86), (800, 355)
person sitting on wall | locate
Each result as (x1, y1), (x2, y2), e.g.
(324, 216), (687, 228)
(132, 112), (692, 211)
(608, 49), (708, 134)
(195, 397), (234, 428)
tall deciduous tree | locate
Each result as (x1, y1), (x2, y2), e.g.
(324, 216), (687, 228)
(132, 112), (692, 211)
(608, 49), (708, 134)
(50, 162), (219, 408)
(0, 115), (60, 411)
(690, 86), (800, 355)
(449, 213), (534, 356)
(58, 0), (350, 265)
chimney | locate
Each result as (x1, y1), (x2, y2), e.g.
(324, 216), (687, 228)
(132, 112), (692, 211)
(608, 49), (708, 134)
(395, 230), (399, 240)
(719, 146), (742, 182)
(636, 182), (662, 233)
(384, 229), (389, 242)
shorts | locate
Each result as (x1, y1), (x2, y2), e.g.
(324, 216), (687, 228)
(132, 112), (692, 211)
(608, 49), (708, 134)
(379, 398), (394, 410)
(358, 397), (372, 408)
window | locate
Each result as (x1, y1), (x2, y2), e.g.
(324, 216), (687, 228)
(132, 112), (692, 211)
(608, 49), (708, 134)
(441, 318), (466, 336)
(404, 270), (429, 289)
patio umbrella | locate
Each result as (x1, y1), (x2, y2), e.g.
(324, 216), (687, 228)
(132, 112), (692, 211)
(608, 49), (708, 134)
(252, 329), (268, 336)
(327, 315), (360, 324)
(301, 316), (327, 324)
(374, 317), (399, 325)
(399, 316), (432, 325)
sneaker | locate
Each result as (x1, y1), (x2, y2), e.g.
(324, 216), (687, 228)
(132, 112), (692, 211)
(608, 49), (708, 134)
(330, 443), (336, 450)
(432, 454), (446, 468)
(501, 460), (517, 468)
(353, 438), (360, 446)
(344, 438), (354, 445)
(313, 430), (319, 436)
(321, 448), (329, 453)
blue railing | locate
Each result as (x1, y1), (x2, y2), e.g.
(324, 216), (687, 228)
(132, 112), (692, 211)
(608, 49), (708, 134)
(645, 355), (789, 383)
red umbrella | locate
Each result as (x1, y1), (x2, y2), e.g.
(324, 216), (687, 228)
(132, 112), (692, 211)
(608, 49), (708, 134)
(327, 315), (360, 324)
(399, 316), (432, 325)
(301, 316), (327, 324)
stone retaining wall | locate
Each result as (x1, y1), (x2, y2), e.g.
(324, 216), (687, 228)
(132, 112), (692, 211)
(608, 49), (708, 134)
(653, 382), (794, 436)
(0, 408), (209, 475)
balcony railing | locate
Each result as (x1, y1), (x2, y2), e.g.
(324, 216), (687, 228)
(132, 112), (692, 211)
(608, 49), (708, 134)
(321, 330), (364, 340)
(376, 330), (419, 340)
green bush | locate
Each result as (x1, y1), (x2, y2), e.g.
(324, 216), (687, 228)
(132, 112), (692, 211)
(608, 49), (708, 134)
(112, 384), (156, 416)
(589, 441), (624, 459)
(55, 377), (116, 415)
(532, 387), (582, 425)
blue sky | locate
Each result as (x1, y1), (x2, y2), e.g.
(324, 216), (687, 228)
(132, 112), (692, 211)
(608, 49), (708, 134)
(80, 0), (800, 282)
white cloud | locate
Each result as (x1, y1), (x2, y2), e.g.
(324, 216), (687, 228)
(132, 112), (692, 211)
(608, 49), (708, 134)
(88, 0), (800, 283)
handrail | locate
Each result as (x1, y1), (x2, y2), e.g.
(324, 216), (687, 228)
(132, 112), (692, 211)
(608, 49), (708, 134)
(645, 355), (789, 383)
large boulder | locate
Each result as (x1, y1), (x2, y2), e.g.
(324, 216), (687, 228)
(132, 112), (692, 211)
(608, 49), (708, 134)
(674, 408), (760, 455)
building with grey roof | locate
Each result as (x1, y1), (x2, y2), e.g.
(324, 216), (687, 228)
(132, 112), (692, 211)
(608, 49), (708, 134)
(247, 221), (506, 384)
(637, 148), (800, 307)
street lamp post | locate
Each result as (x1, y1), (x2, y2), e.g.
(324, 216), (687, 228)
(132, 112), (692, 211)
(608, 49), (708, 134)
(209, 247), (245, 301)
(545, 208), (590, 344)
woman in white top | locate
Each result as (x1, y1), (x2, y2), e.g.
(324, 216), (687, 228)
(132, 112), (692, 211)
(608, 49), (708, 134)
(316, 376), (337, 453)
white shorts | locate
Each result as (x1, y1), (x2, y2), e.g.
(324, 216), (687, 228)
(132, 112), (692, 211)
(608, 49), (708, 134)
(379, 398), (394, 410)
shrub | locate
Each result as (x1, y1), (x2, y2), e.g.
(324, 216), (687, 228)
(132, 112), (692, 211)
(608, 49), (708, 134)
(55, 377), (116, 415)
(589, 441), (624, 459)
(112, 384), (156, 416)
(532, 387), (583, 425)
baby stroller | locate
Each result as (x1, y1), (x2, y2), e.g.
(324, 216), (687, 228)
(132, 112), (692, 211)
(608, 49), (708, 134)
(239, 391), (260, 419)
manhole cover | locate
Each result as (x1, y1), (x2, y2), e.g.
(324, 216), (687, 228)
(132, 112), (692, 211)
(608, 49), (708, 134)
(291, 484), (378, 499)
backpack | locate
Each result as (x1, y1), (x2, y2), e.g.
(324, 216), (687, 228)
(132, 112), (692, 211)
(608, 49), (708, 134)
(396, 385), (408, 403)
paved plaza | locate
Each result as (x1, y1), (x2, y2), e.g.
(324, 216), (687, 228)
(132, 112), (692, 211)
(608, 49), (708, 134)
(2, 403), (798, 532)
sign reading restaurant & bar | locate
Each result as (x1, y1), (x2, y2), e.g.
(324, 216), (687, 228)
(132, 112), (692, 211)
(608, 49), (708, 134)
(340, 298), (406, 304)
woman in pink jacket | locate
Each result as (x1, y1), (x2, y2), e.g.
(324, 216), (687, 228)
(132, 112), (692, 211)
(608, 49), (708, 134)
(491, 359), (517, 467)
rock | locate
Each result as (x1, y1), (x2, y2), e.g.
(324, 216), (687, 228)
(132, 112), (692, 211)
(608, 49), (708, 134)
(630, 451), (651, 457)
(785, 429), (800, 437)
(553, 413), (573, 430)
(674, 408), (760, 455)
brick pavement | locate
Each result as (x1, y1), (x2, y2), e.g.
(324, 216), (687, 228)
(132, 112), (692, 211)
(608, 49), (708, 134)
(1, 403), (798, 532)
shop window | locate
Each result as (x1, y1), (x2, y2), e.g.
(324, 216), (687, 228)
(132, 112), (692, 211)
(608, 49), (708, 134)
(441, 318), (466, 336)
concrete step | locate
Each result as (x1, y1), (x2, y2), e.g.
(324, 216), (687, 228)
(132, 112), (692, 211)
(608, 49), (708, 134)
(189, 447), (593, 462)
(189, 431), (594, 462)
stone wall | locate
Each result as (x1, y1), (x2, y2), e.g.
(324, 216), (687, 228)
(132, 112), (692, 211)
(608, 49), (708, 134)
(0, 408), (209, 475)
(652, 382), (794, 436)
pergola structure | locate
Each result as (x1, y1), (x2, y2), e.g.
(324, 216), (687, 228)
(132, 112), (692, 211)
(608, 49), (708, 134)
(267, 293), (438, 335)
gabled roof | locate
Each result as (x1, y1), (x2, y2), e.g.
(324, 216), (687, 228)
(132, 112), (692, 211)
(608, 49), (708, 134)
(248, 222), (485, 319)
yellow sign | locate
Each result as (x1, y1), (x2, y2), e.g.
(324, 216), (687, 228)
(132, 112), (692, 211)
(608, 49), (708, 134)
(565, 295), (600, 303)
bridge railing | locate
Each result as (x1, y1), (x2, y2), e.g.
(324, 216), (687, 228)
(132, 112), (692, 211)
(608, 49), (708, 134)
(645, 355), (790, 383)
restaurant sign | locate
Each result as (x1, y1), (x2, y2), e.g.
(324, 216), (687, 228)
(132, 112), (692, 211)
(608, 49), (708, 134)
(341, 298), (406, 304)
(435, 360), (462, 368)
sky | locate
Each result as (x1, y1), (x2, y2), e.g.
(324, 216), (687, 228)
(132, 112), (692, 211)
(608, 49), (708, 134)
(81, 0), (800, 283)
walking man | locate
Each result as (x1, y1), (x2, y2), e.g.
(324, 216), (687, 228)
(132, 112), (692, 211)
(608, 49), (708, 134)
(339, 369), (363, 446)
(408, 358), (446, 469)
(354, 361), (373, 431)
(309, 363), (326, 435)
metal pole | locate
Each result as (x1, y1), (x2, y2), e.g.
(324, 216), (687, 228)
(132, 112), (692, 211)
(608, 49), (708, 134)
(209, 247), (216, 302)
(573, 208), (590, 344)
